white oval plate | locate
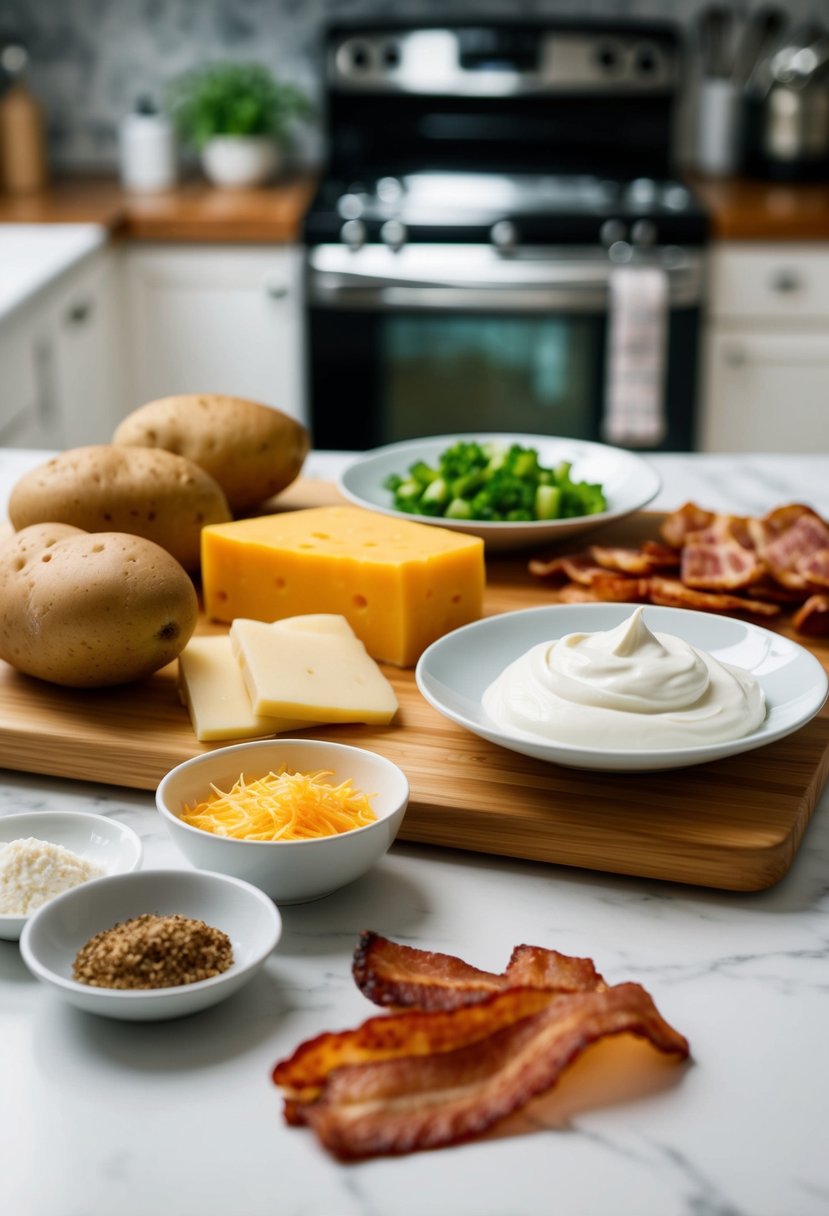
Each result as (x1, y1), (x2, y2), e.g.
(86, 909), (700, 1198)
(0, 811), (143, 942)
(20, 869), (282, 1021)
(415, 604), (828, 772)
(338, 433), (661, 551)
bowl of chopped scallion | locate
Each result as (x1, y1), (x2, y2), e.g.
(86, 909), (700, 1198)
(338, 434), (661, 550)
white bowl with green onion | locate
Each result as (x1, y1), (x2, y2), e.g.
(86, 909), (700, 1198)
(338, 434), (661, 550)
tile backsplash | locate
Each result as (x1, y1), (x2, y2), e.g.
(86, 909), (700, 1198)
(3, 0), (825, 172)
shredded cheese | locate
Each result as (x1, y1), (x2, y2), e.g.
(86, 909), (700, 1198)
(180, 767), (377, 841)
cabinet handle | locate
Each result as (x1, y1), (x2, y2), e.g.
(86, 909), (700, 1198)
(769, 269), (801, 294)
(66, 299), (93, 326)
(265, 282), (289, 300)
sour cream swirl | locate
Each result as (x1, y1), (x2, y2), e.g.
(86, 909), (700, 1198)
(482, 607), (766, 750)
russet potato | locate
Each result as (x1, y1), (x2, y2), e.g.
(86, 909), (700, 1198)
(0, 524), (198, 688)
(112, 393), (310, 513)
(7, 445), (231, 571)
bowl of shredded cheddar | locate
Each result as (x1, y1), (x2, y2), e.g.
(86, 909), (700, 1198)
(156, 739), (409, 904)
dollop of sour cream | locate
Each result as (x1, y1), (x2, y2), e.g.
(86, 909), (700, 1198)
(482, 606), (766, 750)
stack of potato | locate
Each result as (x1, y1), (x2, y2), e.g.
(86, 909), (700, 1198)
(0, 395), (308, 687)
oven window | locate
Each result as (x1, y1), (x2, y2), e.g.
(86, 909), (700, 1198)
(380, 314), (603, 442)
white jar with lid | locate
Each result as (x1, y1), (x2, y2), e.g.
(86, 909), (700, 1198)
(118, 97), (177, 192)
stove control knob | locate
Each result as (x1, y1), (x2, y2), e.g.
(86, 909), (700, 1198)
(600, 218), (627, 247)
(337, 193), (364, 220)
(491, 220), (519, 251)
(627, 177), (657, 207)
(381, 219), (407, 251)
(631, 218), (657, 246)
(341, 219), (367, 250)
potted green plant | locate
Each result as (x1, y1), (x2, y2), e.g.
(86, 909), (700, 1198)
(166, 62), (311, 187)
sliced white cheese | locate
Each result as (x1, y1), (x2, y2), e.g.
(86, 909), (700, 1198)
(229, 614), (399, 725)
(177, 635), (318, 742)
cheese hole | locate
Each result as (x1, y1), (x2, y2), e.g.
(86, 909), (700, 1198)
(353, 594), (368, 609)
(216, 590), (228, 602)
(298, 543), (314, 550)
(363, 541), (378, 548)
(40, 554), (52, 563)
(311, 532), (330, 540)
(274, 576), (286, 589)
(451, 594), (462, 603)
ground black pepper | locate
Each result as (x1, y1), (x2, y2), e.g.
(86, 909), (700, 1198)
(73, 912), (233, 989)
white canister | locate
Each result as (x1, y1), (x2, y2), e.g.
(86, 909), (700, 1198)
(695, 78), (741, 177)
(119, 99), (178, 193)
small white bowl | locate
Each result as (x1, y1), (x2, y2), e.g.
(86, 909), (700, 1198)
(20, 868), (282, 1021)
(156, 739), (410, 904)
(0, 811), (143, 942)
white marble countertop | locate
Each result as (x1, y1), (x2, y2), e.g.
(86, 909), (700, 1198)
(2, 449), (829, 1216)
(0, 224), (107, 324)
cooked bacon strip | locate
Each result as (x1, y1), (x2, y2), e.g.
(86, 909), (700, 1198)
(748, 503), (816, 549)
(558, 584), (603, 603)
(288, 984), (689, 1161)
(792, 594), (829, 637)
(660, 502), (716, 548)
(799, 548), (829, 590)
(678, 514), (765, 591)
(647, 577), (780, 616)
(274, 987), (558, 1101)
(352, 931), (603, 1011)
(744, 577), (812, 605)
(759, 511), (829, 591)
(527, 554), (574, 581)
(589, 544), (679, 574)
(528, 553), (624, 586)
(588, 575), (651, 603)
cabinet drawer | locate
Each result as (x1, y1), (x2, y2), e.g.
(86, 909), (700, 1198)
(710, 245), (829, 320)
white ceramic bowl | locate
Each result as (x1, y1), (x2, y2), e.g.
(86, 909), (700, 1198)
(0, 811), (143, 943)
(20, 868), (282, 1021)
(416, 603), (829, 772)
(156, 739), (410, 904)
(338, 433), (661, 551)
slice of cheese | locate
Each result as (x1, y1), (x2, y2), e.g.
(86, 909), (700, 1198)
(230, 615), (399, 724)
(201, 505), (485, 667)
(177, 635), (318, 742)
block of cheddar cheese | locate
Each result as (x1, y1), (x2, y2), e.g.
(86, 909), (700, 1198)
(201, 506), (485, 666)
(230, 615), (398, 724)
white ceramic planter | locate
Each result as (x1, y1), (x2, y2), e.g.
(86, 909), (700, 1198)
(200, 136), (280, 188)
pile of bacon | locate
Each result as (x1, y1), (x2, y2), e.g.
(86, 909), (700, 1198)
(529, 502), (829, 636)
(272, 931), (689, 1161)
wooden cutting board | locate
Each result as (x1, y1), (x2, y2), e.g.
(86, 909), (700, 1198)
(0, 482), (827, 893)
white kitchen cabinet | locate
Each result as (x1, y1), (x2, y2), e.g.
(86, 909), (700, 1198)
(0, 247), (123, 449)
(702, 244), (829, 453)
(124, 245), (305, 424)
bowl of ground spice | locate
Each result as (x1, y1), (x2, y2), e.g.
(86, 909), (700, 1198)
(19, 868), (281, 1021)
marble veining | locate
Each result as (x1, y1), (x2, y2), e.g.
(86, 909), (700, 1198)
(1, 452), (828, 1215)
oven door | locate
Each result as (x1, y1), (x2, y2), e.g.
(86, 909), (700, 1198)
(306, 244), (704, 451)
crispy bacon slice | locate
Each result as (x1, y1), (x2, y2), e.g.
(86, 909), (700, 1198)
(759, 511), (829, 591)
(799, 548), (829, 590)
(352, 931), (604, 1011)
(660, 502), (716, 548)
(286, 984), (689, 1161)
(748, 503), (816, 549)
(678, 515), (765, 591)
(647, 577), (781, 616)
(588, 575), (651, 603)
(792, 594), (829, 637)
(557, 584), (603, 603)
(588, 544), (679, 575)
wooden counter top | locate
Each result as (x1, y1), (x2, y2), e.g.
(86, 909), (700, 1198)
(693, 176), (829, 241)
(0, 174), (318, 242)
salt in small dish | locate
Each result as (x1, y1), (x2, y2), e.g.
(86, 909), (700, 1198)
(19, 868), (282, 1021)
(0, 810), (143, 943)
(156, 738), (409, 904)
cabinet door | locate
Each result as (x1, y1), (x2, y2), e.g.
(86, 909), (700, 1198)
(125, 246), (305, 423)
(49, 253), (124, 447)
(702, 330), (829, 453)
(0, 304), (63, 449)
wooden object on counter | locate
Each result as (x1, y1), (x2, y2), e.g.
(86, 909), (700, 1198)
(693, 176), (829, 241)
(0, 486), (826, 894)
(0, 173), (317, 241)
(0, 82), (48, 194)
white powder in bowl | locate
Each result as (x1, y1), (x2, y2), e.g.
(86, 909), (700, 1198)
(0, 837), (105, 916)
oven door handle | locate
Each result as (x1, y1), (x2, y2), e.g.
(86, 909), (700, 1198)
(308, 262), (702, 312)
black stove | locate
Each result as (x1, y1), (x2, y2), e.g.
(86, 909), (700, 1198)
(305, 20), (709, 253)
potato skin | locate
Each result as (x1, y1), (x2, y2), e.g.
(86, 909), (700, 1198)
(0, 524), (198, 688)
(112, 393), (310, 513)
(7, 445), (230, 571)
